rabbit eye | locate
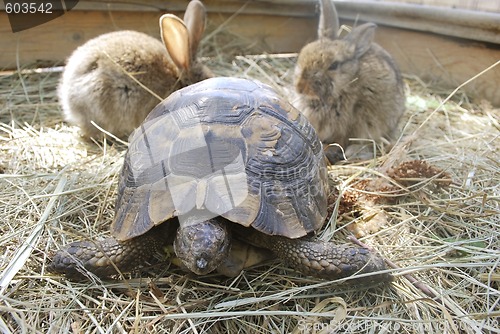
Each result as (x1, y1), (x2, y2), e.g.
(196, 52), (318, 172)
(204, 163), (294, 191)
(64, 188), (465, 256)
(328, 61), (339, 71)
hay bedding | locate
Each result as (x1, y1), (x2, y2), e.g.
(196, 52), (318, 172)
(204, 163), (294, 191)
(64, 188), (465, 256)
(0, 51), (499, 334)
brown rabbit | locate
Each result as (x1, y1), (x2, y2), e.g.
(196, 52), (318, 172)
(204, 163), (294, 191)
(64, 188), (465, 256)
(293, 0), (405, 162)
(58, 0), (212, 140)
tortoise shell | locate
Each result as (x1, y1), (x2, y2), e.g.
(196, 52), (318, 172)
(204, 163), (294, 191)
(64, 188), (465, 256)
(112, 77), (329, 241)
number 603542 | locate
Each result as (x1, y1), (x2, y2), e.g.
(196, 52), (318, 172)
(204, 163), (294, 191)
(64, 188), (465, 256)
(5, 2), (54, 14)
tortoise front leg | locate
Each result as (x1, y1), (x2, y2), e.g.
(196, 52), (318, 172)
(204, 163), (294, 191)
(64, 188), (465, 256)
(49, 225), (172, 279)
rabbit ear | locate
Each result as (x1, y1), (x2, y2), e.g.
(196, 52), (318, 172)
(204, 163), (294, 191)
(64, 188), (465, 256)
(183, 0), (207, 58)
(318, 0), (339, 40)
(347, 23), (376, 57)
(160, 13), (191, 71)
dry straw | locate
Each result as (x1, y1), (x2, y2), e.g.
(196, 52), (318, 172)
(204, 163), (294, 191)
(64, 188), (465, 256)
(0, 30), (499, 334)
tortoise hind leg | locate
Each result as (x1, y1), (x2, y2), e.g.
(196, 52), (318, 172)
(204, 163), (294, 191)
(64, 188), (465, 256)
(49, 224), (173, 278)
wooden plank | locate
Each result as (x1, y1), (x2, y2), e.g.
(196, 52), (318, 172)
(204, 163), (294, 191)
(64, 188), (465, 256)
(0, 10), (168, 69)
(369, 24), (500, 106)
(335, 1), (500, 44)
(0, 0), (317, 16)
(375, 0), (500, 13)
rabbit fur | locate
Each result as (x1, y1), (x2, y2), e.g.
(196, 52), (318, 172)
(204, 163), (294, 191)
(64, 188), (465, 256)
(58, 0), (212, 140)
(293, 0), (405, 161)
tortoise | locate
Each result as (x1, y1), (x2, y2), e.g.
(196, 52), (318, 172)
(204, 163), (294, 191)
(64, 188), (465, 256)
(50, 77), (389, 281)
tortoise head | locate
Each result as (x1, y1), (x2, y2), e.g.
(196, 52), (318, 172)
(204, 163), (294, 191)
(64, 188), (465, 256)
(173, 217), (231, 275)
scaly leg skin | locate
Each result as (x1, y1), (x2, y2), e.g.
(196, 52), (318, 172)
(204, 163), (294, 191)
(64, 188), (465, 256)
(49, 227), (170, 279)
(234, 224), (392, 283)
(271, 236), (391, 283)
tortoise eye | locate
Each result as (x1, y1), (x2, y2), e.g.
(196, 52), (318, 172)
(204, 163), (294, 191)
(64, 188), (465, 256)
(328, 61), (339, 71)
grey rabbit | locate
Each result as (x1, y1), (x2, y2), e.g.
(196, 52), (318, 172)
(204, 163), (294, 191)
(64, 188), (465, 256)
(58, 0), (212, 140)
(293, 0), (406, 162)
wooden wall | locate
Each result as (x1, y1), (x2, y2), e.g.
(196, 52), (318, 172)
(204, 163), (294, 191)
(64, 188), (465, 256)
(0, 0), (499, 105)
(0, 0), (318, 69)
